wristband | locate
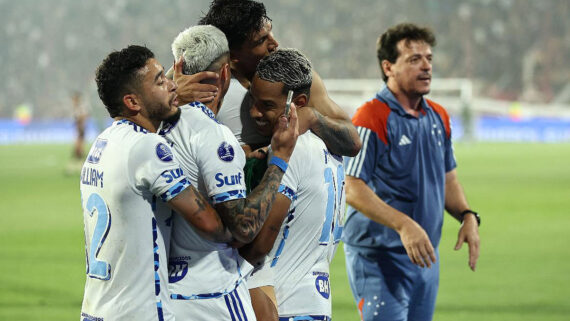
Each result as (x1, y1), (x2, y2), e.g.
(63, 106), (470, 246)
(269, 156), (288, 173)
(460, 209), (480, 226)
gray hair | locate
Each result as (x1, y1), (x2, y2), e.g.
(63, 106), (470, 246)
(171, 25), (229, 75)
(256, 48), (313, 96)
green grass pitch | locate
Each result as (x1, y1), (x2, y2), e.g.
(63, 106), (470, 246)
(1, 143), (569, 320)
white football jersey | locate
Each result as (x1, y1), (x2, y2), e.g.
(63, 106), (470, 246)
(159, 103), (252, 301)
(251, 131), (346, 318)
(80, 120), (191, 321)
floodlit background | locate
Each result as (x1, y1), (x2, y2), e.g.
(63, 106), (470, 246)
(0, 1), (569, 320)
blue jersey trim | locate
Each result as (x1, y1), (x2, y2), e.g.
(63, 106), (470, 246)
(212, 190), (246, 204)
(159, 178), (191, 202)
(278, 316), (331, 321)
(171, 277), (245, 300)
(188, 101), (220, 124)
(278, 184), (297, 201)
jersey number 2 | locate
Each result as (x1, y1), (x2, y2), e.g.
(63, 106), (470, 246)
(85, 193), (112, 280)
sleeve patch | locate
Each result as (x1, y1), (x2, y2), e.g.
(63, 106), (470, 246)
(217, 142), (235, 162)
(156, 143), (174, 162)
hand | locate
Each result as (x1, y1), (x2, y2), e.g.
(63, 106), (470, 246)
(248, 146), (269, 160)
(172, 56), (219, 105)
(399, 219), (437, 268)
(270, 103), (299, 163)
(455, 214), (480, 271)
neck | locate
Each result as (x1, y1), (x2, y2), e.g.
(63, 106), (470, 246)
(387, 83), (423, 117)
(230, 63), (251, 89)
(204, 97), (222, 115)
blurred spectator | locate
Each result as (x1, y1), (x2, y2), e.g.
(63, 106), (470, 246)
(0, 0), (568, 119)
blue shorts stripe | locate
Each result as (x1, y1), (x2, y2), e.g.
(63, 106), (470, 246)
(224, 295), (237, 321)
(234, 290), (248, 321)
(229, 292), (244, 321)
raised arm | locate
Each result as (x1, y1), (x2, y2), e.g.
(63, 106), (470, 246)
(345, 175), (437, 268)
(214, 105), (299, 244)
(167, 185), (231, 243)
(302, 70), (362, 157)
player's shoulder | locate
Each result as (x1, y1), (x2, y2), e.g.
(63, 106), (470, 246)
(352, 98), (391, 145)
(288, 131), (326, 168)
(425, 98), (451, 137)
(425, 98), (449, 118)
(180, 102), (219, 124)
(353, 98), (391, 125)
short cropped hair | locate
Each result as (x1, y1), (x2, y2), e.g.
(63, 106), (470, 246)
(95, 45), (154, 117)
(172, 25), (229, 75)
(256, 48), (312, 97)
(198, 0), (270, 50)
(376, 23), (436, 82)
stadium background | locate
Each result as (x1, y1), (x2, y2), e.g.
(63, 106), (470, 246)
(1, 0), (569, 320)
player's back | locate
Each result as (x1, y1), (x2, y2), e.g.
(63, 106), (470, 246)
(80, 120), (183, 321)
(269, 131), (346, 317)
(160, 103), (250, 299)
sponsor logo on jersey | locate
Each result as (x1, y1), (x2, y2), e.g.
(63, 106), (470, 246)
(217, 142), (235, 162)
(87, 139), (107, 164)
(398, 134), (412, 146)
(314, 273), (331, 299)
(215, 172), (242, 187)
(156, 143), (174, 162)
(161, 168), (184, 183)
(168, 260), (189, 283)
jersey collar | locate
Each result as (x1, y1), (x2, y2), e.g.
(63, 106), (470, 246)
(375, 86), (431, 117)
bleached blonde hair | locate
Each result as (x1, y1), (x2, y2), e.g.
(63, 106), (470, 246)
(171, 25), (229, 75)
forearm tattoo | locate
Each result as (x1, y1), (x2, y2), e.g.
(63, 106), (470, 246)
(312, 110), (361, 156)
(216, 166), (284, 243)
(191, 187), (230, 243)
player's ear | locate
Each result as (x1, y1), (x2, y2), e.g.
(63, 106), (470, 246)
(123, 94), (142, 113)
(381, 60), (393, 78)
(293, 94), (308, 108)
(221, 63), (230, 84)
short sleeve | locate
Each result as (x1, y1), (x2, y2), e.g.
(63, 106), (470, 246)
(129, 134), (191, 202)
(196, 125), (247, 204)
(344, 126), (385, 183)
(444, 119), (457, 172)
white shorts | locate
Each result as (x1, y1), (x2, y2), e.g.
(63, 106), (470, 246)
(170, 280), (256, 321)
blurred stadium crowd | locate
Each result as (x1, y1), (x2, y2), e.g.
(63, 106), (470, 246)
(0, 0), (568, 118)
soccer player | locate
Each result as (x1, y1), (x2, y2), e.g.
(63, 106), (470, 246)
(160, 25), (299, 321)
(173, 0), (361, 158)
(343, 23), (481, 321)
(80, 45), (230, 321)
(239, 48), (346, 321)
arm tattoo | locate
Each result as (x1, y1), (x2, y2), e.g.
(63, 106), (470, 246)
(311, 109), (361, 157)
(190, 186), (231, 243)
(215, 166), (284, 243)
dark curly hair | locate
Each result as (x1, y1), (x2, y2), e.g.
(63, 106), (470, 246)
(376, 23), (436, 82)
(198, 0), (270, 50)
(95, 45), (154, 117)
(257, 48), (312, 98)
